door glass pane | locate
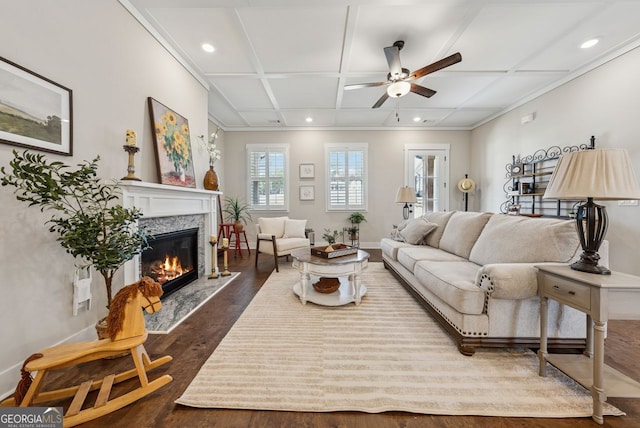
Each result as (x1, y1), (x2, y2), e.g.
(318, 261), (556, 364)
(409, 151), (445, 218)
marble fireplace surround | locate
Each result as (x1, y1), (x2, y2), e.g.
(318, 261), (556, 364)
(121, 181), (221, 286)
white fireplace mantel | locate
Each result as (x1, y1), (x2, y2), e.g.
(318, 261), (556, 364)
(120, 181), (222, 284)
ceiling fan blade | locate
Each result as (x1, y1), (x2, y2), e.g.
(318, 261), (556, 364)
(384, 45), (403, 79)
(344, 81), (390, 90)
(372, 92), (390, 109)
(410, 83), (436, 98)
(410, 52), (462, 80)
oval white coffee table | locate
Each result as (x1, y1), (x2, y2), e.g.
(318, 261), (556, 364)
(290, 248), (369, 306)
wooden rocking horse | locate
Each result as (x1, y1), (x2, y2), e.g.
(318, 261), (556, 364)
(0, 277), (173, 427)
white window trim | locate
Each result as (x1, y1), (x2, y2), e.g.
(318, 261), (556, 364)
(246, 143), (290, 212)
(324, 142), (368, 212)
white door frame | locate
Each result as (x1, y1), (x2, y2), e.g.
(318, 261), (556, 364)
(403, 143), (450, 215)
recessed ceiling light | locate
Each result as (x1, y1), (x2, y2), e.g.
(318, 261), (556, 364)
(580, 38), (599, 49)
(413, 117), (421, 122)
(202, 43), (215, 53)
(305, 117), (313, 123)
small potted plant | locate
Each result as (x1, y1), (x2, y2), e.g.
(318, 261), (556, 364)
(322, 228), (341, 251)
(346, 226), (359, 241)
(223, 196), (252, 232)
(348, 212), (366, 225)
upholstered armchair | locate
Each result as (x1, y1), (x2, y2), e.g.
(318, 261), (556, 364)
(255, 216), (310, 272)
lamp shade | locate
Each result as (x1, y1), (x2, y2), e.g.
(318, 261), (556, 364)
(543, 148), (640, 200)
(395, 186), (417, 203)
(387, 81), (411, 98)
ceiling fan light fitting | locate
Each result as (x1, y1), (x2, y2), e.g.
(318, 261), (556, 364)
(387, 81), (411, 98)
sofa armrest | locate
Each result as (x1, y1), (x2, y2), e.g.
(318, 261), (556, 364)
(476, 263), (540, 300)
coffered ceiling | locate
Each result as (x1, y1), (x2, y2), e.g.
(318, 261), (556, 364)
(123, 0), (640, 130)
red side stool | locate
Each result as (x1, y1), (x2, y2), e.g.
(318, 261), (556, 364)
(230, 227), (250, 259)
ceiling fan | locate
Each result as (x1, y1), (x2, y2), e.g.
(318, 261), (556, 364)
(344, 41), (462, 108)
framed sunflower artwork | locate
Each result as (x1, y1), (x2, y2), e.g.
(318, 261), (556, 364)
(148, 97), (196, 188)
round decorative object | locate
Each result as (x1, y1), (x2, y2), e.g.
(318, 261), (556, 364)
(511, 164), (522, 175)
(312, 277), (341, 294)
(203, 166), (219, 190)
(457, 177), (476, 193)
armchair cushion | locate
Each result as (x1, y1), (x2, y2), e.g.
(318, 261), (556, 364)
(258, 216), (289, 238)
(283, 219), (307, 238)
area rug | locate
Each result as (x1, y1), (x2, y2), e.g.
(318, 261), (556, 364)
(176, 263), (623, 418)
(144, 273), (239, 334)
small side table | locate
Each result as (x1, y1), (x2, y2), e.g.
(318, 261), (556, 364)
(536, 264), (640, 424)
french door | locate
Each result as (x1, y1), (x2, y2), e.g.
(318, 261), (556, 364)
(404, 144), (449, 218)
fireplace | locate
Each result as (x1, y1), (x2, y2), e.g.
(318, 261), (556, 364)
(141, 227), (199, 297)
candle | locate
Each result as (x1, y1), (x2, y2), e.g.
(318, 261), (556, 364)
(210, 235), (217, 243)
(222, 238), (229, 248)
(126, 129), (137, 146)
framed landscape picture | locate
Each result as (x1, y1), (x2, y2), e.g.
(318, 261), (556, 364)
(0, 56), (73, 156)
(148, 97), (196, 188)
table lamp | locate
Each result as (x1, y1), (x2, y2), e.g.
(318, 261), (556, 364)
(395, 186), (417, 220)
(543, 148), (640, 274)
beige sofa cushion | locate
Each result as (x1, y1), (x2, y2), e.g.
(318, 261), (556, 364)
(423, 211), (455, 248)
(469, 215), (580, 266)
(397, 246), (466, 273)
(380, 238), (411, 261)
(438, 212), (492, 259)
(414, 260), (485, 315)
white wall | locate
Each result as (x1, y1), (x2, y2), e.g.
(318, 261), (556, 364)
(222, 130), (471, 246)
(0, 0), (209, 396)
(472, 46), (640, 275)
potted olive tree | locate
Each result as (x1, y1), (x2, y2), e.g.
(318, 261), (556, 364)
(1, 151), (150, 315)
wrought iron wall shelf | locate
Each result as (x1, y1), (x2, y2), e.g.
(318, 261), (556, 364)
(501, 137), (595, 217)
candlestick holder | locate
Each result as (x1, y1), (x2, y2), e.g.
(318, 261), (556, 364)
(208, 237), (220, 279)
(121, 145), (141, 181)
(221, 241), (231, 277)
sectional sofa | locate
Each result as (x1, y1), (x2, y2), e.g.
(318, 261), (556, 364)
(381, 211), (604, 356)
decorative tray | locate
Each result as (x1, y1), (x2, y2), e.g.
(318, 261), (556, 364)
(311, 244), (357, 259)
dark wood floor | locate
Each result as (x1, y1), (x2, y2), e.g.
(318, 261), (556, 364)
(38, 249), (640, 427)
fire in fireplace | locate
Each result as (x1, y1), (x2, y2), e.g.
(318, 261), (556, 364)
(141, 227), (198, 297)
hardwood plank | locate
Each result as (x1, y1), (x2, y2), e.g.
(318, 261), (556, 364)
(37, 250), (640, 427)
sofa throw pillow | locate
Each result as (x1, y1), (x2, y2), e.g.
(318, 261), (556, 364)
(390, 228), (404, 241)
(399, 218), (438, 245)
(283, 219), (307, 238)
(258, 216), (289, 238)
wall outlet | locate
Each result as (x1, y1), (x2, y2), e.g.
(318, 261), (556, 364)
(618, 200), (639, 206)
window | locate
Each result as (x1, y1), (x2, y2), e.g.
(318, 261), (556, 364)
(325, 143), (367, 211)
(246, 144), (289, 211)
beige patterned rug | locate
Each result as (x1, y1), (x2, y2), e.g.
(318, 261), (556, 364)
(176, 263), (624, 418)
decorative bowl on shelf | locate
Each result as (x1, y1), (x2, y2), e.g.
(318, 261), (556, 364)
(312, 277), (341, 293)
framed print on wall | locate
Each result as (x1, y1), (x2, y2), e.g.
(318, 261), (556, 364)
(299, 163), (315, 179)
(148, 97), (196, 188)
(300, 185), (315, 201)
(0, 56), (73, 156)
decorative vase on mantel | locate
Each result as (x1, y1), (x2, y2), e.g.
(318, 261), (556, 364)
(203, 165), (219, 191)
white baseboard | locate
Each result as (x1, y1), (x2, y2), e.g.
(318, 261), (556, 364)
(0, 325), (97, 401)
